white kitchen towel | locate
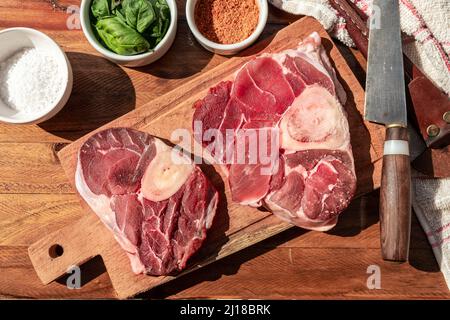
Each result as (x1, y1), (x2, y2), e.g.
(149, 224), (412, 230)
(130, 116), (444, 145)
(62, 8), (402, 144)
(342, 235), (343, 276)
(412, 177), (450, 290)
(269, 0), (450, 96)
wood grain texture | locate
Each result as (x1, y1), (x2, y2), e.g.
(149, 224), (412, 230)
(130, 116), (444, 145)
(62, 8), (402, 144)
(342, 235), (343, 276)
(0, 194), (82, 246)
(0, 143), (73, 194)
(380, 126), (411, 262)
(0, 0), (448, 299)
(413, 145), (450, 178)
(4, 200), (450, 299)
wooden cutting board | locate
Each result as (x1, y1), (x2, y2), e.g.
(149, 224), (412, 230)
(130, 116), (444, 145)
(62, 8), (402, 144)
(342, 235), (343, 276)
(28, 17), (384, 299)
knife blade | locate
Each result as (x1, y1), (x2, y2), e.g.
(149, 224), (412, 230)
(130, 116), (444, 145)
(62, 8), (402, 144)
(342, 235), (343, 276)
(364, 0), (411, 262)
(365, 0), (407, 126)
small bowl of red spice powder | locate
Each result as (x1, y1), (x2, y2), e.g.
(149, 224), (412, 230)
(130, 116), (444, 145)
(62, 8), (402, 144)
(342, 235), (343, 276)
(186, 0), (268, 55)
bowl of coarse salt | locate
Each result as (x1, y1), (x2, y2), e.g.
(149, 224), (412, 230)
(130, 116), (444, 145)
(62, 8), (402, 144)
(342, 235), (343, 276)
(0, 28), (73, 125)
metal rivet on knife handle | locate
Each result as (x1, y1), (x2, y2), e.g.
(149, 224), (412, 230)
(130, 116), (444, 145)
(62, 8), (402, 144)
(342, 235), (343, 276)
(427, 124), (440, 137)
(443, 111), (450, 124)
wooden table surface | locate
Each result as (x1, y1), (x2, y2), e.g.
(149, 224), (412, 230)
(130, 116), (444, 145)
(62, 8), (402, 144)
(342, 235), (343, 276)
(0, 0), (449, 299)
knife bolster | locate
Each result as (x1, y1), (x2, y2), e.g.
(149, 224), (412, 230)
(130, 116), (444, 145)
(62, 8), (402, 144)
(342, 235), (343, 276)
(380, 126), (412, 262)
(384, 124), (409, 155)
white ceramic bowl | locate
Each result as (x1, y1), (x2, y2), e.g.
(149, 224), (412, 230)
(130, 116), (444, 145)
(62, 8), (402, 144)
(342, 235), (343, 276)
(0, 28), (73, 125)
(80, 0), (177, 67)
(186, 0), (268, 55)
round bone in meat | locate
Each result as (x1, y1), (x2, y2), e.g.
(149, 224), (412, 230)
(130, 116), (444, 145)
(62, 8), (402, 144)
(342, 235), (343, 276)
(280, 85), (350, 152)
(141, 149), (194, 202)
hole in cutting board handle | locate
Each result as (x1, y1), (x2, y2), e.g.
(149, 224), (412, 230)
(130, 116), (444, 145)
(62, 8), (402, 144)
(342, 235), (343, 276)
(48, 244), (64, 259)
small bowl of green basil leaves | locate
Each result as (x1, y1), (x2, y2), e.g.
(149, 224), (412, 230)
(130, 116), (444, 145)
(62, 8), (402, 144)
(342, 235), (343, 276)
(80, 0), (177, 67)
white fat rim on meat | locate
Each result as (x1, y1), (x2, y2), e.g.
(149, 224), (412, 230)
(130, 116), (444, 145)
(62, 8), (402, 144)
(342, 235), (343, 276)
(264, 193), (338, 232)
(240, 199), (263, 207)
(285, 152), (352, 176)
(205, 192), (219, 230)
(262, 49), (331, 79)
(308, 158), (339, 177)
(317, 43), (347, 105)
(232, 34), (327, 83)
(285, 162), (308, 178)
(75, 155), (146, 274)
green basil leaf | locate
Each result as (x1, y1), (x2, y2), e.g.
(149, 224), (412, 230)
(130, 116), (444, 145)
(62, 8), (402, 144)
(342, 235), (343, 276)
(95, 16), (150, 55)
(151, 0), (170, 20)
(156, 18), (170, 44)
(122, 0), (155, 33)
(145, 0), (170, 46)
(114, 6), (127, 24)
(91, 0), (111, 19)
(157, 0), (170, 19)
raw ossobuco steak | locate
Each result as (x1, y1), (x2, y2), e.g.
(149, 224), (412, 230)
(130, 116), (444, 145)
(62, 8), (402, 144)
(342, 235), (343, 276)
(76, 128), (219, 275)
(193, 32), (356, 231)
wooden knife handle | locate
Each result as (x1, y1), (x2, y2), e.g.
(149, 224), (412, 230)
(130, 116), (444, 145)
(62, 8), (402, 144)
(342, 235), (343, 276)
(380, 126), (412, 262)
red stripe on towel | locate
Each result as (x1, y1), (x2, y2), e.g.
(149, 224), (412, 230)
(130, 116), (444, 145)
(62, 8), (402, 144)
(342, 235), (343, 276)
(431, 235), (450, 248)
(400, 0), (450, 72)
(426, 222), (450, 237)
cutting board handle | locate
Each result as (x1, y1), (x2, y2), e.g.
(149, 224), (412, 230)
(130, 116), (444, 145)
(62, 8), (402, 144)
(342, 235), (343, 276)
(28, 214), (103, 284)
(379, 125), (412, 262)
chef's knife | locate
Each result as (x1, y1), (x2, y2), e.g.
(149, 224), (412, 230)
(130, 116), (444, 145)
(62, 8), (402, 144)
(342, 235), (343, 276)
(364, 0), (411, 262)
(330, 0), (450, 179)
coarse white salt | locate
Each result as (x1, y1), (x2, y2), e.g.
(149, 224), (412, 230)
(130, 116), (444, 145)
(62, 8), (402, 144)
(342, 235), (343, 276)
(0, 48), (64, 116)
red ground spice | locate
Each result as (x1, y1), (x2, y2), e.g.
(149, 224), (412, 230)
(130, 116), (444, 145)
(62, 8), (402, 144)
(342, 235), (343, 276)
(194, 0), (260, 45)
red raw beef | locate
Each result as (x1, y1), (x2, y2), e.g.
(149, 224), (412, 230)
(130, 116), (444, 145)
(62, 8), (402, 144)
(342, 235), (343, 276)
(192, 32), (356, 231)
(76, 128), (218, 275)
